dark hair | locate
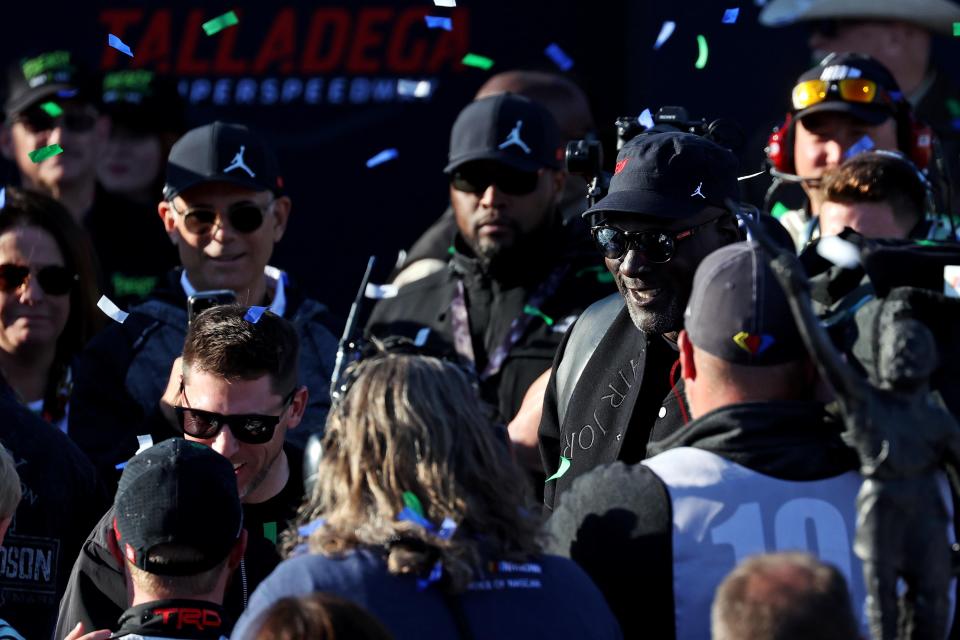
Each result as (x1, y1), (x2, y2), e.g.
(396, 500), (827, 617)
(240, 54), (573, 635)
(821, 152), (927, 230)
(712, 552), (859, 640)
(182, 304), (299, 396)
(0, 187), (102, 415)
(253, 593), (393, 640)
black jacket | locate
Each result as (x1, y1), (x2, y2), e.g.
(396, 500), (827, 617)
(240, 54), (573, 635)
(368, 228), (614, 424)
(543, 401), (860, 639)
(538, 298), (688, 511)
(53, 446), (303, 640)
(68, 268), (339, 491)
(0, 379), (107, 640)
(113, 599), (232, 639)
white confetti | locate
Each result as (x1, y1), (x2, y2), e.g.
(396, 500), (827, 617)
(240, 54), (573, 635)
(434, 0), (456, 5)
(816, 236), (861, 270)
(638, 108), (655, 130)
(365, 283), (399, 299)
(737, 170), (767, 181)
(136, 434), (153, 454)
(654, 21), (676, 50)
(97, 295), (129, 323)
(945, 265), (960, 299)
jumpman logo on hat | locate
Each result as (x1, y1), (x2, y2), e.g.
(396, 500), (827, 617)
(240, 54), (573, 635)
(224, 145), (256, 178)
(498, 121), (532, 154)
(691, 182), (706, 199)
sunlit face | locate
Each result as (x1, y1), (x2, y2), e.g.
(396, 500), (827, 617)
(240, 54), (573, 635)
(98, 125), (163, 197)
(179, 367), (304, 503)
(0, 226), (71, 356)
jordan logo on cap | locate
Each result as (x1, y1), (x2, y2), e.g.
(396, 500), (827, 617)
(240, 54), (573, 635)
(224, 145), (256, 178)
(691, 182), (706, 199)
(498, 121), (532, 154)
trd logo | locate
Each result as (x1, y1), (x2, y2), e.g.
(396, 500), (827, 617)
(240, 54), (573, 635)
(153, 607), (222, 630)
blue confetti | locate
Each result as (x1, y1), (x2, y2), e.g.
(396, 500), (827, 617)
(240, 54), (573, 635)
(397, 506), (434, 530)
(722, 8), (740, 24)
(244, 306), (267, 324)
(57, 89), (78, 99)
(544, 43), (574, 72)
(654, 21), (676, 50)
(366, 148), (399, 168)
(297, 518), (326, 538)
(424, 15), (452, 31)
(416, 560), (444, 591)
(437, 517), (457, 540)
(0, 188), (5, 210)
(115, 462), (126, 470)
(844, 135), (875, 160)
(638, 108), (655, 130)
(108, 33), (134, 57)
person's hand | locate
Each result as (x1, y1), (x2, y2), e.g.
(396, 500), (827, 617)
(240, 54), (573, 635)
(159, 356), (184, 427)
(508, 369), (551, 472)
(63, 622), (111, 640)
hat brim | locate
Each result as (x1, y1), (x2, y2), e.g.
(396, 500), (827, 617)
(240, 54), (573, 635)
(795, 101), (891, 125)
(5, 83), (78, 118)
(163, 164), (274, 201)
(583, 188), (723, 220)
(759, 0), (960, 35)
(444, 150), (546, 174)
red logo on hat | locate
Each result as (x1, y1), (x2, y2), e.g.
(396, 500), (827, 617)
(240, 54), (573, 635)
(614, 158), (629, 175)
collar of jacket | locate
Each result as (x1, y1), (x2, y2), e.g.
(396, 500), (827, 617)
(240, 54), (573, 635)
(449, 220), (566, 285)
(647, 401), (858, 481)
(143, 268), (306, 320)
(113, 599), (231, 639)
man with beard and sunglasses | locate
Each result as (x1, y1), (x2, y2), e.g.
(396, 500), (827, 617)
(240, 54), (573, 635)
(366, 94), (612, 438)
(538, 131), (743, 512)
(56, 305), (307, 639)
(67, 122), (338, 491)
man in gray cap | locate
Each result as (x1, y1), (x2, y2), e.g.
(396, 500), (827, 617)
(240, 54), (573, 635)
(544, 241), (868, 639)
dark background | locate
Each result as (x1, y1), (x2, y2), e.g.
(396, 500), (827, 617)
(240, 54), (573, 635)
(3, 0), (959, 317)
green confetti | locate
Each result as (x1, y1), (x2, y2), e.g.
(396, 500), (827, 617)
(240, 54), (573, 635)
(694, 35), (709, 70)
(202, 10), (239, 36)
(954, 22), (960, 36)
(770, 201), (790, 219)
(263, 521), (277, 544)
(447, 244), (455, 256)
(403, 491), (425, 518)
(523, 304), (554, 326)
(39, 102), (62, 118)
(28, 144), (63, 163)
(948, 98), (960, 118)
(545, 456), (571, 482)
(462, 53), (494, 70)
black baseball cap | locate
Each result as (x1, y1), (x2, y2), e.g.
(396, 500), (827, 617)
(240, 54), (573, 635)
(3, 50), (99, 120)
(584, 131), (739, 220)
(793, 53), (901, 125)
(114, 439), (243, 576)
(102, 70), (186, 135)
(164, 121), (284, 200)
(444, 93), (562, 174)
(685, 241), (806, 365)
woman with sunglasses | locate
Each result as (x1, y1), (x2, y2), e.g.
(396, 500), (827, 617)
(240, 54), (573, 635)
(231, 353), (621, 640)
(0, 187), (100, 432)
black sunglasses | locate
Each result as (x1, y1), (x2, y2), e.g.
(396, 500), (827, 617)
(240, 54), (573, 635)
(16, 105), (98, 134)
(450, 164), (540, 196)
(174, 387), (297, 445)
(0, 264), (77, 296)
(169, 200), (273, 235)
(591, 218), (718, 263)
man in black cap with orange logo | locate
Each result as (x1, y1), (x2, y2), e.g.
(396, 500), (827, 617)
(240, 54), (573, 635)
(367, 94), (612, 442)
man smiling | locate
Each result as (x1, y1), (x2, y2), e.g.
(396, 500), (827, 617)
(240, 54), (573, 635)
(538, 131), (741, 510)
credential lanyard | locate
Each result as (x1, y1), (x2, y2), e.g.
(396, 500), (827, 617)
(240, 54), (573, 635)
(450, 265), (568, 380)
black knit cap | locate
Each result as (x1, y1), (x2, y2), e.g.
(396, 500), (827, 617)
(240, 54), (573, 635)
(684, 241), (806, 365)
(114, 439), (243, 576)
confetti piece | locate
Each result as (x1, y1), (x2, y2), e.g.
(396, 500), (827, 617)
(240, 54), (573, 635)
(414, 327), (431, 347)
(364, 283), (398, 299)
(57, 89), (78, 99)
(39, 102), (62, 117)
(397, 506), (433, 529)
(945, 265), (960, 298)
(97, 294), (129, 323)
(297, 518), (326, 537)
(115, 462), (126, 470)
(816, 236), (861, 270)
(135, 434), (153, 454)
(770, 201), (789, 219)
(437, 517), (457, 540)
(244, 305), (267, 323)
(947, 98), (960, 118)
(397, 79), (434, 99)
(737, 170), (766, 181)
(546, 456), (571, 482)
(844, 135), (874, 160)
(654, 21), (676, 50)
(263, 521), (277, 544)
(0, 189), (5, 210)
(695, 35), (709, 70)
(366, 148), (399, 168)
(722, 8), (739, 24)
(403, 491), (425, 518)
(202, 10), (238, 36)
(417, 560), (443, 591)
(434, 0), (456, 5)
(544, 43), (574, 72)
(638, 108), (655, 130)
(28, 144), (63, 163)
(523, 304), (554, 326)
(424, 15), (452, 31)
(107, 33), (133, 57)
(462, 53), (494, 70)
(954, 22), (960, 37)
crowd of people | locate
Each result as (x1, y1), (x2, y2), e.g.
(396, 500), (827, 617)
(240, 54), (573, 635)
(0, 0), (959, 639)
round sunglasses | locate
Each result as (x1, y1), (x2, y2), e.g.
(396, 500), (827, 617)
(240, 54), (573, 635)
(591, 217), (720, 263)
(0, 263), (77, 296)
(169, 199), (274, 236)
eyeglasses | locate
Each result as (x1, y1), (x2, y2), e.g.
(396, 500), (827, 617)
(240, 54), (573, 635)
(174, 386), (297, 445)
(791, 78), (893, 112)
(590, 219), (714, 262)
(450, 164), (541, 196)
(15, 105), (98, 133)
(0, 264), (77, 296)
(169, 199), (274, 236)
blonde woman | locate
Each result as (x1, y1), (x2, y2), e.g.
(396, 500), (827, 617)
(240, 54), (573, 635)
(232, 354), (620, 640)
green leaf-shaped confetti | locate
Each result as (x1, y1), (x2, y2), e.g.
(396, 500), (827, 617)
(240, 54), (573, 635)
(770, 201), (789, 219)
(28, 144), (63, 163)
(462, 53), (494, 70)
(40, 102), (62, 117)
(545, 456), (571, 482)
(403, 491), (425, 518)
(202, 10), (238, 36)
